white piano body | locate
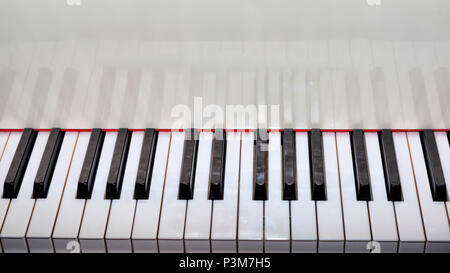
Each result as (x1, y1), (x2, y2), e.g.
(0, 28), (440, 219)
(0, 0), (448, 129)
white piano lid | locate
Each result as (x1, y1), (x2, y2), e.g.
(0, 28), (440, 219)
(0, 0), (449, 129)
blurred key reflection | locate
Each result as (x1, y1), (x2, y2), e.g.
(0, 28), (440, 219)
(0, 40), (449, 129)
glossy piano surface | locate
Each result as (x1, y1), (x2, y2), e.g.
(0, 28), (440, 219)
(0, 1), (449, 253)
(0, 0), (449, 129)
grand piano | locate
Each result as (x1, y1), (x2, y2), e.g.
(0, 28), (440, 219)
(0, 0), (449, 253)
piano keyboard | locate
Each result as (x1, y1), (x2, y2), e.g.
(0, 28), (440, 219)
(0, 128), (448, 253)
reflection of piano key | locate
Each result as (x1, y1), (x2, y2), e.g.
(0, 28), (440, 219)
(54, 68), (78, 125)
(27, 67), (52, 125)
(83, 41), (118, 128)
(0, 68), (15, 117)
(66, 41), (96, 128)
(319, 69), (333, 128)
(392, 132), (426, 252)
(0, 131), (48, 252)
(184, 132), (213, 252)
(0, 40), (448, 129)
(434, 68), (450, 125)
(307, 71), (320, 126)
(394, 41), (418, 129)
(414, 42), (445, 129)
(345, 70), (362, 128)
(409, 67), (431, 127)
(282, 70), (293, 126)
(365, 132), (398, 253)
(351, 40), (376, 128)
(336, 132), (371, 252)
(434, 131), (450, 225)
(26, 132), (78, 252)
(371, 67), (390, 127)
(40, 42), (76, 127)
(371, 41), (404, 128)
(409, 131), (450, 252)
(330, 40), (350, 129)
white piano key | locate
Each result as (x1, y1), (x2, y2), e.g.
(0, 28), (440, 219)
(317, 132), (345, 253)
(78, 132), (117, 253)
(238, 132), (263, 253)
(157, 131), (186, 253)
(335, 132), (371, 252)
(132, 132), (171, 253)
(406, 132), (450, 253)
(291, 132), (317, 253)
(211, 132), (240, 252)
(365, 132), (399, 253)
(0, 132), (22, 248)
(184, 132), (213, 253)
(434, 132), (450, 220)
(265, 132), (290, 252)
(26, 132), (78, 253)
(0, 132), (50, 253)
(52, 131), (90, 252)
(392, 132), (426, 252)
(105, 131), (143, 252)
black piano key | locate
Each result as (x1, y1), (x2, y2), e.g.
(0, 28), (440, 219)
(379, 129), (403, 201)
(350, 129), (372, 201)
(208, 129), (226, 200)
(3, 128), (37, 198)
(253, 129), (268, 201)
(178, 129), (199, 200)
(420, 130), (447, 201)
(76, 128), (105, 199)
(282, 129), (297, 200)
(105, 128), (132, 199)
(134, 128), (158, 200)
(33, 128), (65, 199)
(309, 129), (326, 201)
